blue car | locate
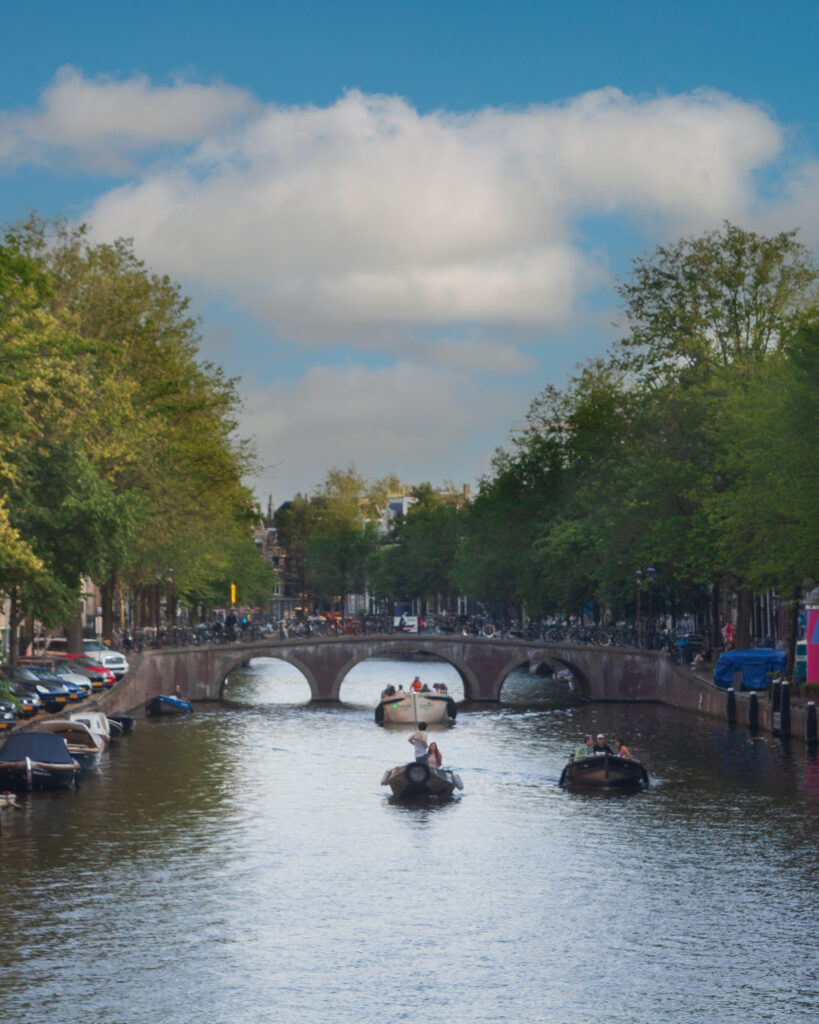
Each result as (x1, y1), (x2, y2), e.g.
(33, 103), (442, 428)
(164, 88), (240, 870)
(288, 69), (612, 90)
(1, 666), (71, 713)
(27, 665), (91, 701)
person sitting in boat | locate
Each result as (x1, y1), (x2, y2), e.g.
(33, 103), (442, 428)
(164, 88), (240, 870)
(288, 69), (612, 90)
(420, 683), (431, 692)
(592, 733), (614, 755)
(411, 676), (423, 691)
(381, 684), (396, 699)
(408, 722), (429, 763)
(574, 735), (593, 760)
(427, 742), (442, 769)
(616, 738), (632, 759)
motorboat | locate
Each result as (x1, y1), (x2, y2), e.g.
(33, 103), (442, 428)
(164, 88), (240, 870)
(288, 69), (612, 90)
(381, 761), (464, 800)
(0, 732), (80, 791)
(375, 689), (456, 725)
(69, 711), (112, 749)
(559, 753), (649, 789)
(107, 711), (136, 734)
(29, 720), (104, 768)
(146, 694), (193, 716)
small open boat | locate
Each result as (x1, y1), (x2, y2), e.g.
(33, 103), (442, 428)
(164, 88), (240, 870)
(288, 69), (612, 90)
(29, 719), (104, 768)
(375, 689), (456, 725)
(146, 694), (193, 716)
(381, 761), (463, 800)
(559, 753), (649, 790)
(0, 732), (80, 791)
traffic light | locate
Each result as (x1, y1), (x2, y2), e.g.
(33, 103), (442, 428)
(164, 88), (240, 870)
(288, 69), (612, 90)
(230, 583), (236, 604)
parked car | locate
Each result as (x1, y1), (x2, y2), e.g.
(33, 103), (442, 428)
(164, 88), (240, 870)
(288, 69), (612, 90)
(12, 688), (42, 718)
(25, 665), (90, 702)
(39, 660), (96, 695)
(0, 666), (71, 713)
(36, 638), (128, 680)
(48, 655), (115, 689)
(0, 699), (17, 731)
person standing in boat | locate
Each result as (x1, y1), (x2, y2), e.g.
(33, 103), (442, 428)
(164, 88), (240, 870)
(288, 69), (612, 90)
(409, 722), (429, 763)
(427, 742), (442, 769)
(574, 735), (593, 760)
(592, 733), (614, 755)
(411, 676), (423, 691)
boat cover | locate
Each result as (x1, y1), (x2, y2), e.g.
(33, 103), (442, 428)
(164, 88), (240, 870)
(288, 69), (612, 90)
(713, 648), (787, 690)
(0, 732), (74, 764)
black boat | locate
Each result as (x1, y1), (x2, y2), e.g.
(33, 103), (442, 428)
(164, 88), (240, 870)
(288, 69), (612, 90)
(0, 732), (81, 791)
(559, 753), (649, 790)
(381, 761), (464, 800)
(107, 711), (136, 734)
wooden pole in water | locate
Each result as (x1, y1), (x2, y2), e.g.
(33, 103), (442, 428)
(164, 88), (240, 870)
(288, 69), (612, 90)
(726, 687), (737, 724)
(780, 682), (791, 739)
(748, 691), (759, 732)
(806, 702), (817, 750)
(771, 680), (782, 736)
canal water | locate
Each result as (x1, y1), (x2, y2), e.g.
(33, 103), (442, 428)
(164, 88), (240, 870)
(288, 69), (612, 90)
(2, 657), (818, 1023)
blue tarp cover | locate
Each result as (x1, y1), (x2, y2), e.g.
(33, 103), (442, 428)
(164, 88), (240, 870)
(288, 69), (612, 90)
(713, 648), (787, 690)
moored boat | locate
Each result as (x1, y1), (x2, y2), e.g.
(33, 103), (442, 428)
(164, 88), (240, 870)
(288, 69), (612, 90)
(29, 720), (104, 769)
(107, 711), (136, 734)
(381, 761), (463, 800)
(559, 753), (649, 789)
(0, 732), (80, 791)
(69, 711), (112, 749)
(146, 694), (193, 716)
(375, 689), (456, 725)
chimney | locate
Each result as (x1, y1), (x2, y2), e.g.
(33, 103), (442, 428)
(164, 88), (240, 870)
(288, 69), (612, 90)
(463, 483), (471, 501)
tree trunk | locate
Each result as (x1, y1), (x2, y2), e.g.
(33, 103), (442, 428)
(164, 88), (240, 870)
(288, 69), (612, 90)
(710, 583), (721, 648)
(8, 587), (19, 665)
(101, 573), (115, 641)
(784, 585), (801, 676)
(67, 605), (84, 654)
(735, 588), (754, 649)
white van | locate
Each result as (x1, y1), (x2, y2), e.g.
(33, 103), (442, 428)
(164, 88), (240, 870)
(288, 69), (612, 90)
(40, 638), (129, 680)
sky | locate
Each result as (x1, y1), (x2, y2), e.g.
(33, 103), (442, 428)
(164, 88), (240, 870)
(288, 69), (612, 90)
(2, 1), (819, 505)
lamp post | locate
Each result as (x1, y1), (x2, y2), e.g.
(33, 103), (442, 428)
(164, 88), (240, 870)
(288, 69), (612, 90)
(635, 568), (643, 647)
(154, 569), (162, 634)
(647, 565), (656, 642)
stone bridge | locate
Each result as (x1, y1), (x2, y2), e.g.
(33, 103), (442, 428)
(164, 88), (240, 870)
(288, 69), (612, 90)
(96, 633), (731, 721)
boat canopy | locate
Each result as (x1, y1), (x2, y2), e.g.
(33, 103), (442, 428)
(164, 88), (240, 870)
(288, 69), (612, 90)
(0, 732), (74, 764)
(713, 648), (786, 690)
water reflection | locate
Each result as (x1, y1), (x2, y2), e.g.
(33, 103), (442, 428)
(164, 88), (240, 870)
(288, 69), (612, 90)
(2, 660), (818, 1024)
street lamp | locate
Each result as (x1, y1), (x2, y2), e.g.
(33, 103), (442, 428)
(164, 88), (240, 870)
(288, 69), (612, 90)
(167, 568), (175, 630)
(635, 568), (643, 647)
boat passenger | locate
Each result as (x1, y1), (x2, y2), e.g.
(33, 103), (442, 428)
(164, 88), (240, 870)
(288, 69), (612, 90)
(381, 684), (396, 699)
(615, 738), (632, 759)
(411, 676), (423, 691)
(574, 735), (593, 760)
(592, 733), (614, 755)
(420, 683), (431, 692)
(408, 722), (429, 763)
(428, 742), (442, 769)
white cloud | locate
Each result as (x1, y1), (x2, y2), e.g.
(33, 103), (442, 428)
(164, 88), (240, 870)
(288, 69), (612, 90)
(83, 86), (785, 344)
(0, 66), (256, 172)
(239, 361), (524, 499)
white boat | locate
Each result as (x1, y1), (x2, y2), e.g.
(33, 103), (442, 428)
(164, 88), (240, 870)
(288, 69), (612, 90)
(381, 761), (464, 799)
(69, 711), (112, 749)
(375, 689), (456, 725)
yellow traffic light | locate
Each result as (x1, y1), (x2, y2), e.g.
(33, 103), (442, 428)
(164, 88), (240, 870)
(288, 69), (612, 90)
(230, 583), (236, 604)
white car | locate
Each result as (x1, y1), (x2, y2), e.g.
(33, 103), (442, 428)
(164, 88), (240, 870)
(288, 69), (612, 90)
(40, 638), (129, 680)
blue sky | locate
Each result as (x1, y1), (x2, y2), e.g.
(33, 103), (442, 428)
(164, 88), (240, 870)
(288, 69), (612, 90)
(2, 1), (819, 502)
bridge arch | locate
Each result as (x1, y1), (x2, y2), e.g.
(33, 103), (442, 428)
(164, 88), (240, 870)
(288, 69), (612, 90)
(218, 653), (314, 703)
(332, 642), (476, 702)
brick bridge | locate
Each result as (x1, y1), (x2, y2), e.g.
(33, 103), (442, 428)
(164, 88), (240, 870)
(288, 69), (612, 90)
(96, 633), (732, 721)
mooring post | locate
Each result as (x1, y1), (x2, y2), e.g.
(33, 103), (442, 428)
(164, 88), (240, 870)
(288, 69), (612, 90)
(806, 702), (817, 750)
(726, 687), (736, 724)
(748, 691), (759, 732)
(771, 679), (782, 736)
(780, 681), (791, 739)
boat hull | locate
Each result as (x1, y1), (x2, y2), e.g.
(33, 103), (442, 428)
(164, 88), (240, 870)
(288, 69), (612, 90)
(0, 759), (80, 792)
(381, 761), (463, 800)
(560, 754), (648, 789)
(376, 690), (456, 725)
(146, 695), (193, 716)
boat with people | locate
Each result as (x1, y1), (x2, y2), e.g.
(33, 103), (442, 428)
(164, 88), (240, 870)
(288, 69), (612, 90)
(559, 753), (649, 790)
(375, 681), (456, 725)
(145, 694), (194, 716)
(381, 760), (464, 800)
(0, 732), (81, 791)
